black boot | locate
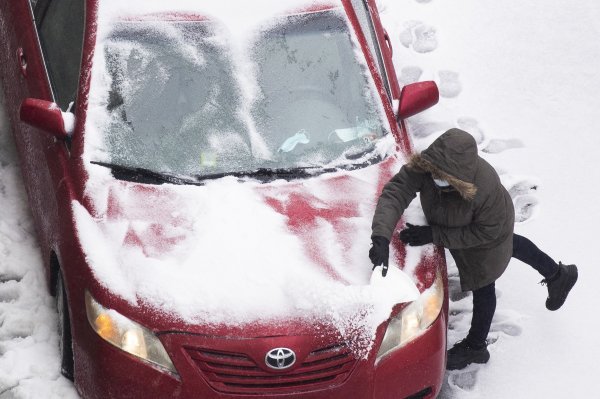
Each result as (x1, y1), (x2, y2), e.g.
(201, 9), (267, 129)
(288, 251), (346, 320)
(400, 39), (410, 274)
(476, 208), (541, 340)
(541, 262), (578, 311)
(446, 340), (490, 370)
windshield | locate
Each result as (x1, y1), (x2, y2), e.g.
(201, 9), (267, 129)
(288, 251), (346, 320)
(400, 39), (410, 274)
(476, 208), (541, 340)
(96, 10), (390, 179)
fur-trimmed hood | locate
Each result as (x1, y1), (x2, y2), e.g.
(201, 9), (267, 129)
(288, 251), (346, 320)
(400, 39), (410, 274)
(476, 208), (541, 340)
(408, 129), (479, 201)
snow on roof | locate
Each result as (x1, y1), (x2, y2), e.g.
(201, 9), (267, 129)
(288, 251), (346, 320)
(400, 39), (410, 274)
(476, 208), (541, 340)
(97, 0), (342, 26)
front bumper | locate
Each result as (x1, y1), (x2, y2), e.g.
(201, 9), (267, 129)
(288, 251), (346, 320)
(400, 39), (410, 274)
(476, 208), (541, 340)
(75, 313), (446, 399)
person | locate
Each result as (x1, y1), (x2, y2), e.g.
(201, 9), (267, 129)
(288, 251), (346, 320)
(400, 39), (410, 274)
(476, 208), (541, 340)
(369, 128), (578, 370)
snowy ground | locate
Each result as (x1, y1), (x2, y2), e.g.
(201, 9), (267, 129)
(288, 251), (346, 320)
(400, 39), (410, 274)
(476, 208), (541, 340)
(1, 0), (599, 397)
(379, 0), (600, 397)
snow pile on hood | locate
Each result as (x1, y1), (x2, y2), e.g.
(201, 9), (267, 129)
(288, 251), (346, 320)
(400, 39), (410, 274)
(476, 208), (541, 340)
(75, 155), (431, 356)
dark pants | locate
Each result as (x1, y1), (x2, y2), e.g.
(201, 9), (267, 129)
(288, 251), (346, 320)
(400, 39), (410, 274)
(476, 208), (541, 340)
(465, 234), (559, 347)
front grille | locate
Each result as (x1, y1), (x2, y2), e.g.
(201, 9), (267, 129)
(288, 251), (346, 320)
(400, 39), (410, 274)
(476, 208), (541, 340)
(185, 343), (356, 394)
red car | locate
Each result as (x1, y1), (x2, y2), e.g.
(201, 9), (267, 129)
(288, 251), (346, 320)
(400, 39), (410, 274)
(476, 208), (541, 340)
(0, 0), (446, 398)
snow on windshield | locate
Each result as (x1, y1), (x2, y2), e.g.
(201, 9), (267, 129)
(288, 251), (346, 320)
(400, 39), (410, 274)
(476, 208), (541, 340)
(80, 0), (405, 357)
(100, 20), (251, 175)
(85, 0), (392, 176)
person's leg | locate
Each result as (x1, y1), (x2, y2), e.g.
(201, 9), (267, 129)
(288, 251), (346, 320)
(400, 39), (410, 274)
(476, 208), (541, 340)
(466, 282), (496, 348)
(512, 234), (578, 311)
(447, 282), (495, 370)
(512, 234), (559, 278)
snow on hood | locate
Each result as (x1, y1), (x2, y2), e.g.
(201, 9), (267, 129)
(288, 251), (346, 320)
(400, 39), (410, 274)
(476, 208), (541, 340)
(74, 156), (430, 356)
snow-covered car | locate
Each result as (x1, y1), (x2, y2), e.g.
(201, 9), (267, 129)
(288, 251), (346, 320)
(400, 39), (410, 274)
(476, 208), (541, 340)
(0, 0), (446, 398)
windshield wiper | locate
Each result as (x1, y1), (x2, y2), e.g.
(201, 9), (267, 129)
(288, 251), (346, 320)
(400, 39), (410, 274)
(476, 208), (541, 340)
(343, 143), (377, 160)
(91, 161), (201, 186)
(195, 166), (338, 182)
(93, 159), (381, 186)
(338, 153), (383, 170)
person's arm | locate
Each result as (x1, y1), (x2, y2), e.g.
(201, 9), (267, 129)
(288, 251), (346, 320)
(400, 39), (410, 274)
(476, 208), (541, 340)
(431, 191), (507, 249)
(371, 165), (424, 241)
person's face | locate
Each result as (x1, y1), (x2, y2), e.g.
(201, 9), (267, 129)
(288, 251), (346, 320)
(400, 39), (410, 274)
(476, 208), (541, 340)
(432, 176), (455, 193)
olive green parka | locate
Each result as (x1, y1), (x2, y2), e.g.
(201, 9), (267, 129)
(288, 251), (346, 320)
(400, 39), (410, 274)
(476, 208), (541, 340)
(372, 129), (515, 291)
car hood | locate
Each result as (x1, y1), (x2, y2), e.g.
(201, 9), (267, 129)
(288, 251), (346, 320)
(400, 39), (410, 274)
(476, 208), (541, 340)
(74, 156), (431, 354)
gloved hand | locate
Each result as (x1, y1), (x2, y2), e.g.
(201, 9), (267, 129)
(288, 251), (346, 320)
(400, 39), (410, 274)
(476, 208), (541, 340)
(399, 223), (433, 246)
(369, 236), (390, 276)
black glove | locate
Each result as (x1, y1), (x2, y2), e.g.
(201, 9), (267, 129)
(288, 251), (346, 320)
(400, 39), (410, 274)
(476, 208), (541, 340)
(399, 223), (433, 246)
(369, 236), (390, 276)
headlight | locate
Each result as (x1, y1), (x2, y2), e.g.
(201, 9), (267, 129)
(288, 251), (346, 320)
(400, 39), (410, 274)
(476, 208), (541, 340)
(85, 291), (177, 375)
(376, 270), (444, 362)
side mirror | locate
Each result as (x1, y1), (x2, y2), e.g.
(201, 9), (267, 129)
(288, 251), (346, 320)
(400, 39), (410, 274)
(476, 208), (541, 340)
(19, 98), (74, 140)
(396, 81), (440, 120)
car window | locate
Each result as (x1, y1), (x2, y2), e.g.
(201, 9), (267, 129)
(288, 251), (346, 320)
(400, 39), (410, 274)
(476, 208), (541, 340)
(35, 0), (85, 110)
(350, 0), (391, 99)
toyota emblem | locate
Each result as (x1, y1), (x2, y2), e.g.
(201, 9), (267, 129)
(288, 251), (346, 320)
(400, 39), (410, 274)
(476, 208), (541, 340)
(265, 348), (296, 370)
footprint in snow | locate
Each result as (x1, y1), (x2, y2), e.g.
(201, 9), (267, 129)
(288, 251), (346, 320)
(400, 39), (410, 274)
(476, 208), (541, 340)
(500, 179), (540, 222)
(456, 117), (485, 144)
(0, 274), (22, 283)
(409, 120), (454, 139)
(0, 318), (35, 340)
(442, 334), (505, 395)
(490, 322), (523, 337)
(398, 65), (423, 86)
(447, 368), (479, 391)
(448, 275), (470, 302)
(0, 280), (19, 303)
(399, 21), (438, 53)
(483, 138), (525, 154)
(507, 180), (538, 199)
(0, 384), (19, 398)
(438, 70), (462, 98)
(514, 195), (539, 223)
(489, 311), (523, 337)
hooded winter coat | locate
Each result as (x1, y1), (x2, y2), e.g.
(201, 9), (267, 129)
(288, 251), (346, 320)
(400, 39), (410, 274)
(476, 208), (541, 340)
(372, 129), (515, 291)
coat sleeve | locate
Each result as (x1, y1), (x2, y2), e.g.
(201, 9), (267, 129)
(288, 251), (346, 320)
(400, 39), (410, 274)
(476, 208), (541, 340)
(371, 165), (424, 240)
(431, 189), (507, 249)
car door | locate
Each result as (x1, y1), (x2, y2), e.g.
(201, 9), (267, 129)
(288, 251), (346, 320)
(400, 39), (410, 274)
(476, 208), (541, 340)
(0, 0), (84, 264)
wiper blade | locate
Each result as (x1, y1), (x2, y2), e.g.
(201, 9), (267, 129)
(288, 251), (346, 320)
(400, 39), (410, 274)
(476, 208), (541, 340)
(91, 161), (201, 185)
(343, 144), (377, 160)
(337, 153), (383, 170)
(195, 166), (338, 182)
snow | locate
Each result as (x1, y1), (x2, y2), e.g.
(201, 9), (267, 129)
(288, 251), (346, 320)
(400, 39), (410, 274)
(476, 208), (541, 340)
(2, 0), (600, 397)
(61, 112), (76, 136)
(72, 174), (416, 330)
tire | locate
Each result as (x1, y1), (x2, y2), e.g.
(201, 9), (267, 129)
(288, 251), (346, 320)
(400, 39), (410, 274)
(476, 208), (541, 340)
(56, 271), (74, 381)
